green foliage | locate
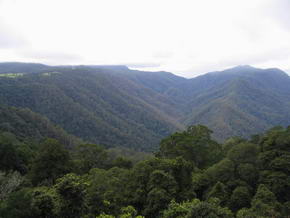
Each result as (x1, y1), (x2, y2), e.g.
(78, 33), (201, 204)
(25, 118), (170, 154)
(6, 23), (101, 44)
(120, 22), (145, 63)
(0, 188), (34, 218)
(96, 214), (115, 218)
(237, 163), (258, 185)
(206, 158), (235, 184)
(54, 173), (87, 218)
(237, 184), (282, 217)
(120, 205), (144, 218)
(0, 171), (23, 201)
(206, 182), (228, 206)
(72, 144), (108, 174)
(86, 167), (131, 216)
(106, 147), (153, 164)
(229, 186), (251, 212)
(30, 138), (71, 185)
(2, 122), (290, 217)
(162, 200), (192, 218)
(144, 188), (172, 217)
(227, 142), (259, 165)
(29, 187), (58, 218)
(128, 157), (195, 214)
(158, 125), (223, 168)
(112, 157), (133, 169)
(0, 132), (26, 173)
(258, 127), (290, 202)
(163, 198), (233, 218)
(144, 170), (178, 216)
(222, 137), (246, 156)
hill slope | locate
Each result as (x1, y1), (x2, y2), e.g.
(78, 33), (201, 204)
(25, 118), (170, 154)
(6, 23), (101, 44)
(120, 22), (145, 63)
(182, 66), (290, 140)
(1, 63), (290, 148)
(0, 105), (82, 146)
(0, 64), (183, 151)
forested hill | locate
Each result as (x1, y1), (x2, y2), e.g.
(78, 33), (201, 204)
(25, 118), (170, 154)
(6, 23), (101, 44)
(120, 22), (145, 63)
(0, 62), (290, 150)
(0, 105), (82, 147)
(182, 65), (290, 140)
(0, 63), (184, 151)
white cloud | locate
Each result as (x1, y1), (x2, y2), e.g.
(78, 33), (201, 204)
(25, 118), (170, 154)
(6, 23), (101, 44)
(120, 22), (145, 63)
(0, 21), (28, 48)
(0, 0), (289, 77)
(19, 50), (83, 65)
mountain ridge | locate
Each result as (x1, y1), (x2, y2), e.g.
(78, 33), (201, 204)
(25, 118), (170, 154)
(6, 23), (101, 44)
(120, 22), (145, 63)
(0, 62), (290, 149)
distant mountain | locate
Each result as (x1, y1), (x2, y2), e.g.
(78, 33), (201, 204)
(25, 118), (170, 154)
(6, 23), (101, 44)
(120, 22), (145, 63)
(0, 64), (184, 151)
(182, 65), (290, 140)
(0, 62), (51, 74)
(0, 62), (290, 149)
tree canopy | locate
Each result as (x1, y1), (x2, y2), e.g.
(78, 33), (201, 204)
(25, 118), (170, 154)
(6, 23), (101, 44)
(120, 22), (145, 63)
(1, 125), (290, 217)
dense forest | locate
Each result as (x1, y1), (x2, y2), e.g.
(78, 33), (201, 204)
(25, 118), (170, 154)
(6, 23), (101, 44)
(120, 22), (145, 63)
(1, 62), (290, 217)
(0, 63), (183, 151)
(1, 124), (290, 217)
(1, 63), (290, 151)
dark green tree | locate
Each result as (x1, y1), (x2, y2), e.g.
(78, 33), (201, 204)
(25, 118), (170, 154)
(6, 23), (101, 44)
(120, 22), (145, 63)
(237, 184), (281, 217)
(229, 186), (251, 212)
(86, 167), (130, 216)
(54, 173), (87, 218)
(163, 198), (233, 218)
(72, 143), (108, 174)
(237, 163), (258, 185)
(0, 132), (26, 173)
(30, 138), (70, 185)
(158, 125), (223, 168)
(0, 188), (34, 218)
(112, 157), (133, 169)
(30, 187), (58, 218)
(205, 158), (235, 184)
(227, 142), (259, 165)
(206, 182), (229, 206)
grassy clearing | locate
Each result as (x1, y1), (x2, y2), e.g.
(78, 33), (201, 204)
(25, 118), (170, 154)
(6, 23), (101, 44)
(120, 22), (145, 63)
(0, 73), (24, 78)
(42, 72), (60, 76)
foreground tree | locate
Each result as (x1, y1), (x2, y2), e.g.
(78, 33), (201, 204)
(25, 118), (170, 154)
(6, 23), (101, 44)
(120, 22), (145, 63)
(72, 143), (108, 174)
(163, 198), (233, 218)
(236, 184), (281, 218)
(158, 125), (223, 169)
(0, 132), (26, 173)
(0, 171), (23, 201)
(30, 138), (70, 185)
(54, 173), (87, 218)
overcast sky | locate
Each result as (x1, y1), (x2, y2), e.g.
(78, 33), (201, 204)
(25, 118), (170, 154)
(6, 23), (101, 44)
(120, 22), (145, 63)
(0, 0), (290, 77)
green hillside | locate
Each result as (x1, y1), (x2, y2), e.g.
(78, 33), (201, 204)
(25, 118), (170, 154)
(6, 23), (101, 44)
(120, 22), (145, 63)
(1, 63), (290, 148)
(183, 66), (290, 140)
(0, 105), (82, 147)
(0, 65), (183, 151)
